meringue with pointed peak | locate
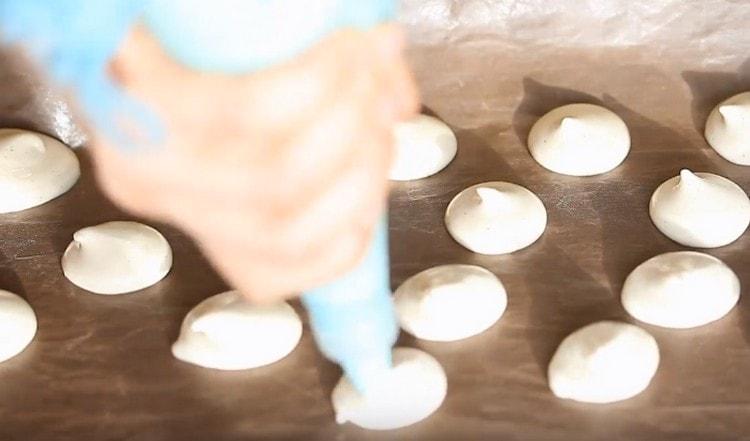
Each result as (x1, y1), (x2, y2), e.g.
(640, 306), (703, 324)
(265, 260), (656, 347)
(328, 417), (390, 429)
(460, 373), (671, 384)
(389, 114), (457, 181)
(548, 321), (659, 404)
(528, 103), (630, 176)
(0, 128), (80, 214)
(62, 221), (173, 294)
(622, 251), (740, 329)
(649, 169), (750, 248)
(172, 290), (302, 370)
(445, 181), (547, 255)
(394, 264), (507, 341)
(705, 91), (750, 165)
(332, 347), (447, 430)
(0, 290), (37, 363)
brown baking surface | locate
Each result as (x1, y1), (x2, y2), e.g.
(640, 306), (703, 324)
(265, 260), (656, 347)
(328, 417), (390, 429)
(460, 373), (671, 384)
(2, 1), (750, 440)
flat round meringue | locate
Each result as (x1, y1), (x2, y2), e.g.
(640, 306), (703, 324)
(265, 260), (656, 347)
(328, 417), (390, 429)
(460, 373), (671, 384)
(0, 128), (80, 213)
(528, 103), (631, 176)
(649, 169), (750, 248)
(0, 290), (37, 363)
(394, 264), (507, 341)
(445, 181), (547, 255)
(62, 221), (173, 294)
(622, 251), (740, 329)
(705, 91), (750, 165)
(389, 114), (457, 181)
(172, 290), (302, 370)
(332, 347), (447, 431)
(548, 321), (659, 404)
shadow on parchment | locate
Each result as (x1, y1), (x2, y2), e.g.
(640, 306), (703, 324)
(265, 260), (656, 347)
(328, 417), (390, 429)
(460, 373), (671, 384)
(593, 95), (712, 295)
(0, 44), (86, 147)
(742, 270), (750, 352)
(510, 79), (613, 371)
(523, 241), (622, 373)
(388, 119), (521, 288)
(0, 249), (26, 297)
(682, 57), (750, 135)
(513, 80), (717, 374)
(511, 77), (603, 148)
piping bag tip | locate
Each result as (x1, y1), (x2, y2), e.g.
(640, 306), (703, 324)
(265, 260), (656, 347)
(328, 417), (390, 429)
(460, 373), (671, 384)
(302, 217), (399, 395)
(342, 345), (394, 395)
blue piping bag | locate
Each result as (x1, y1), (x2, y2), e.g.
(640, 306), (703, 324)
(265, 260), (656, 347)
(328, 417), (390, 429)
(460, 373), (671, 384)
(0, 0), (400, 395)
(145, 0), (400, 395)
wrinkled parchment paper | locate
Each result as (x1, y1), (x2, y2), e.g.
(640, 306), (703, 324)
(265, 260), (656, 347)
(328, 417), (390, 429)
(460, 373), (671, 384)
(1, 1), (750, 440)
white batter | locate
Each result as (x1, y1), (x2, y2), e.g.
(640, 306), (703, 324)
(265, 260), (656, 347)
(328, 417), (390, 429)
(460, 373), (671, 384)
(445, 181), (547, 255)
(705, 91), (750, 165)
(0, 290), (37, 363)
(622, 251), (740, 329)
(389, 114), (457, 181)
(172, 290), (302, 370)
(548, 321), (659, 404)
(332, 347), (447, 431)
(649, 169), (750, 248)
(62, 221), (173, 294)
(394, 264), (507, 341)
(0, 128), (80, 214)
(527, 103), (631, 176)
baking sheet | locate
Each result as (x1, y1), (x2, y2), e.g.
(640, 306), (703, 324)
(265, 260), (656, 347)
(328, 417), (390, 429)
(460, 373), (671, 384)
(2, 1), (750, 439)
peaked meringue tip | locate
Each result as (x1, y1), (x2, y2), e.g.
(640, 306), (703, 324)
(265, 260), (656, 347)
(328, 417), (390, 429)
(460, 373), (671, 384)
(559, 116), (582, 131)
(718, 104), (745, 122)
(476, 187), (510, 209)
(678, 169), (701, 187)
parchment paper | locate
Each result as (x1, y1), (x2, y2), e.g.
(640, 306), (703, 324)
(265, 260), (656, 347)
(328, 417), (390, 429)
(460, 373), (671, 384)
(1, 1), (750, 440)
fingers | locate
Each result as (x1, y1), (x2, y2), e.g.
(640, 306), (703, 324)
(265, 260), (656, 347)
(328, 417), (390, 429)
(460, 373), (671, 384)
(95, 23), (419, 304)
(238, 28), (369, 133)
(177, 130), (390, 264)
(202, 223), (374, 303)
(368, 24), (420, 121)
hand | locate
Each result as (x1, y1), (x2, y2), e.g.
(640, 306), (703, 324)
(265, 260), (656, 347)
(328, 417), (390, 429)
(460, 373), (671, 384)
(91, 24), (419, 302)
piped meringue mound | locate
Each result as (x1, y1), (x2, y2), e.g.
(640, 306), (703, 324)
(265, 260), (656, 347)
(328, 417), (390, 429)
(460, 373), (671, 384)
(172, 290), (302, 370)
(445, 181), (547, 255)
(528, 103), (630, 176)
(705, 91), (750, 165)
(62, 221), (173, 294)
(332, 347), (447, 430)
(649, 169), (750, 248)
(394, 264), (507, 341)
(389, 114), (457, 181)
(548, 321), (659, 404)
(0, 290), (37, 363)
(0, 128), (80, 213)
(622, 251), (740, 329)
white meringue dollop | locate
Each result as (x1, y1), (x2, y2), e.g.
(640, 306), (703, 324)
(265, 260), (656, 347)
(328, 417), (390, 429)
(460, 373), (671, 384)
(528, 103), (630, 176)
(445, 181), (547, 255)
(0, 290), (37, 363)
(172, 290), (302, 370)
(649, 169), (750, 248)
(621, 251), (740, 329)
(548, 321), (659, 404)
(394, 264), (507, 341)
(705, 91), (750, 165)
(62, 221), (173, 294)
(389, 114), (457, 181)
(0, 128), (80, 214)
(332, 347), (447, 431)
